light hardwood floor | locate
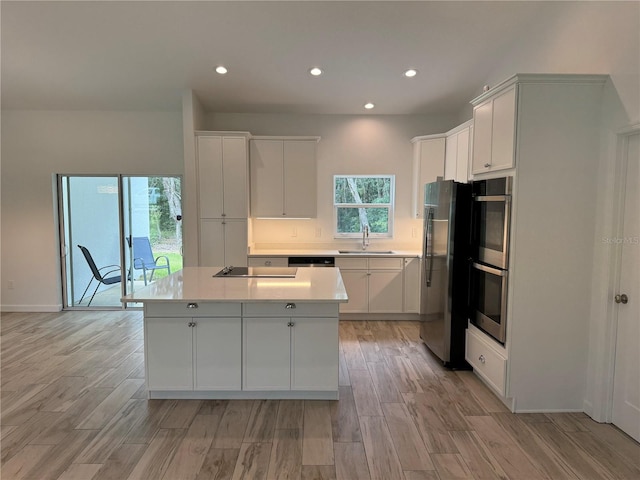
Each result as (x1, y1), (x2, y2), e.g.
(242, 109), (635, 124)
(1, 311), (638, 480)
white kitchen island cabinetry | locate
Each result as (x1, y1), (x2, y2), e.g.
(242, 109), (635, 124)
(243, 302), (339, 393)
(124, 267), (347, 400)
(411, 135), (445, 218)
(250, 136), (320, 218)
(196, 132), (250, 267)
(145, 302), (242, 392)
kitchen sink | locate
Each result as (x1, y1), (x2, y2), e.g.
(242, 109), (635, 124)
(338, 250), (394, 254)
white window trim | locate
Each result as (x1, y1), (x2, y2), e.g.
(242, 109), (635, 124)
(333, 174), (395, 239)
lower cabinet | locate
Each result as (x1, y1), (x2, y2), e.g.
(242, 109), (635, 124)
(144, 301), (338, 398)
(465, 325), (507, 396)
(403, 257), (421, 313)
(336, 257), (407, 313)
(145, 314), (242, 391)
(243, 302), (339, 392)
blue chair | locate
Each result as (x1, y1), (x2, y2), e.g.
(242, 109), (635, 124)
(77, 245), (122, 306)
(130, 236), (171, 285)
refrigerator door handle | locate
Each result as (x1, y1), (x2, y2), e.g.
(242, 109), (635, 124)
(425, 208), (435, 286)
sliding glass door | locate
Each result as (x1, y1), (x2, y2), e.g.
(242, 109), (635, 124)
(59, 175), (182, 309)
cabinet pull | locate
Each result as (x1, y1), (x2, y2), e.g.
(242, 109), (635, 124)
(287, 322), (295, 327)
(285, 303), (296, 309)
(221, 213), (226, 217)
(484, 163), (491, 168)
(187, 303), (199, 309)
(188, 321), (194, 327)
(265, 260), (272, 266)
(478, 354), (486, 364)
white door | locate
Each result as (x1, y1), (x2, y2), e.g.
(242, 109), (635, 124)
(197, 136), (224, 218)
(195, 317), (242, 390)
(243, 317), (291, 390)
(199, 219), (225, 267)
(291, 317), (339, 391)
(146, 317), (193, 390)
(283, 140), (317, 218)
(612, 130), (640, 442)
(368, 270), (403, 313)
(222, 137), (248, 218)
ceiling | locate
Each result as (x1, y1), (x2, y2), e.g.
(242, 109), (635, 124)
(1, 1), (636, 115)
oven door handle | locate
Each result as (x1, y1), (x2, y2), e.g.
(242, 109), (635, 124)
(472, 262), (507, 276)
(473, 194), (511, 202)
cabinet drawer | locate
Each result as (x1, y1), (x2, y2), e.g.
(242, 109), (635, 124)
(145, 302), (242, 318)
(466, 328), (507, 396)
(335, 257), (368, 270)
(369, 257), (403, 270)
(243, 302), (338, 317)
(247, 257), (288, 267)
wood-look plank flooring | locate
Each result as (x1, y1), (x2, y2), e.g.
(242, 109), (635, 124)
(1, 311), (638, 480)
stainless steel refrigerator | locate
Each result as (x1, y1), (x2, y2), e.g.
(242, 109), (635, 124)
(419, 179), (472, 367)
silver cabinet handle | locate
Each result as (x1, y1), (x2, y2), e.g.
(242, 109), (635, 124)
(221, 213), (226, 217)
(285, 303), (296, 309)
(615, 294), (629, 304)
(287, 321), (295, 327)
(484, 163), (491, 168)
(478, 354), (486, 364)
(187, 303), (198, 309)
(188, 321), (195, 327)
(265, 260), (272, 266)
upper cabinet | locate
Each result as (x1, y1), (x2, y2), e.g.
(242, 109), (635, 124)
(197, 134), (249, 219)
(411, 135), (445, 218)
(444, 120), (473, 183)
(250, 137), (320, 218)
(471, 83), (517, 175)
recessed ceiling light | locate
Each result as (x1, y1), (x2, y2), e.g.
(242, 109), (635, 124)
(404, 69), (418, 78)
(364, 102), (375, 110)
(309, 67), (323, 76)
(215, 66), (228, 75)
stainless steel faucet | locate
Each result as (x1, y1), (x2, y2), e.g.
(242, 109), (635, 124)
(362, 224), (369, 250)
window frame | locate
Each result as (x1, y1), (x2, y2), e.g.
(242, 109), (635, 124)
(333, 174), (395, 239)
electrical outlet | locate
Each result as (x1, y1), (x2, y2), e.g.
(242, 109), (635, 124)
(7, 280), (15, 289)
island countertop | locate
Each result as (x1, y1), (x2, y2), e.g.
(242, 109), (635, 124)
(121, 266), (349, 303)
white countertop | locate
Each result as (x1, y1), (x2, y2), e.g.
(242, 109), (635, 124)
(122, 267), (348, 303)
(249, 248), (421, 258)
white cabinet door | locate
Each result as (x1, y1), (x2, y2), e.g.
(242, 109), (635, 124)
(194, 317), (242, 390)
(197, 136), (224, 218)
(222, 137), (249, 218)
(456, 126), (471, 183)
(444, 134), (457, 181)
(199, 219), (247, 267)
(283, 140), (317, 218)
(403, 257), (421, 313)
(489, 86), (517, 171)
(146, 317), (193, 390)
(472, 85), (516, 174)
(223, 219), (248, 267)
(243, 317), (291, 390)
(291, 317), (338, 391)
(412, 137), (446, 218)
(250, 139), (284, 217)
(199, 219), (225, 267)
(339, 270), (369, 313)
(472, 100), (493, 174)
(369, 270), (403, 313)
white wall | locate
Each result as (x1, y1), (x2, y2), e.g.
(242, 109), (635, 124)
(1, 110), (184, 311)
(206, 112), (458, 251)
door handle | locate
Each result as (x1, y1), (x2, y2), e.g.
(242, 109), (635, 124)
(615, 294), (629, 304)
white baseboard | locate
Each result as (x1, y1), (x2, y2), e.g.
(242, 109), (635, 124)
(1, 304), (62, 312)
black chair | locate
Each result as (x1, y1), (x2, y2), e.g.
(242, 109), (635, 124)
(77, 245), (122, 306)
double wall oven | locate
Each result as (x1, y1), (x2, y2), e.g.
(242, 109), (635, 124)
(469, 177), (512, 344)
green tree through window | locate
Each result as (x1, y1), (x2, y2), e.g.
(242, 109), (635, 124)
(334, 175), (394, 236)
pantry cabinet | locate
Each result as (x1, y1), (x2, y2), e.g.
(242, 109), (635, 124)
(196, 132), (250, 267)
(411, 135), (446, 218)
(250, 137), (320, 218)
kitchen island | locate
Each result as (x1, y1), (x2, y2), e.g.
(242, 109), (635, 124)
(122, 266), (348, 400)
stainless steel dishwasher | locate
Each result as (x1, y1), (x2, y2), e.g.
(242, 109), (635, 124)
(288, 256), (335, 267)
